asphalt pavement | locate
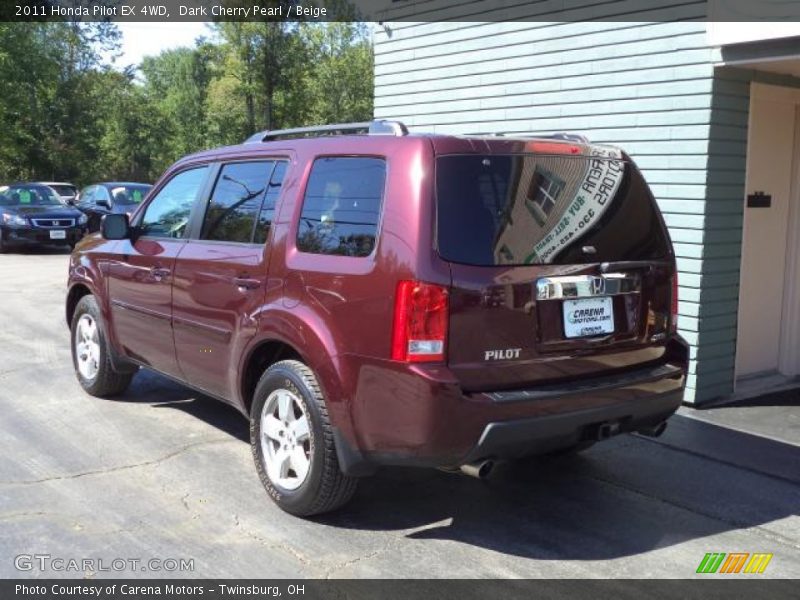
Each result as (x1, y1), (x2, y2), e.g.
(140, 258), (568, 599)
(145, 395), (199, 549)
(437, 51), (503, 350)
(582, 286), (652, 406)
(1, 249), (798, 579)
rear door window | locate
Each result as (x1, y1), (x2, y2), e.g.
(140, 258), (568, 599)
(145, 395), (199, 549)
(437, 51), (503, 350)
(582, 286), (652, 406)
(254, 161), (287, 245)
(436, 152), (670, 266)
(200, 161), (275, 243)
(296, 157), (386, 258)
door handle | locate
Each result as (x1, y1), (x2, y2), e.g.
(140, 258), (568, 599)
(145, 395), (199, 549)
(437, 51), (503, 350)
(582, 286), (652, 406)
(233, 276), (261, 291)
(150, 267), (171, 281)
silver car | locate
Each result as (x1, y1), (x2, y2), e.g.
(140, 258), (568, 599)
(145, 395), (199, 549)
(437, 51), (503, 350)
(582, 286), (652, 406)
(36, 182), (78, 206)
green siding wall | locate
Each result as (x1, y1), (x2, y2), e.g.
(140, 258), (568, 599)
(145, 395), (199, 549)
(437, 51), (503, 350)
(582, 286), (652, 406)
(374, 12), (746, 404)
(684, 67), (748, 401)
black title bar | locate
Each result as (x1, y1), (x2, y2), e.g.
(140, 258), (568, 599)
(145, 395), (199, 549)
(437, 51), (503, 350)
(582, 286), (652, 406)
(3, 0), (800, 22)
(4, 579), (800, 600)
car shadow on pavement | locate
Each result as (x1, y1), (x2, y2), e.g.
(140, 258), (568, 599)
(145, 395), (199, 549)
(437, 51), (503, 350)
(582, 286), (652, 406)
(116, 369), (250, 443)
(316, 413), (800, 561)
(109, 370), (800, 562)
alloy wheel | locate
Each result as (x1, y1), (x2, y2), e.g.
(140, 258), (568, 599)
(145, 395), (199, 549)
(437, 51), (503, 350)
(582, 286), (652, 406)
(75, 314), (101, 380)
(260, 388), (312, 490)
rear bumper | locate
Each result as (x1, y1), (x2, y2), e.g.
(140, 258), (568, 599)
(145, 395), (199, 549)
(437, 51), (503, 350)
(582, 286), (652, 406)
(334, 337), (688, 475)
(461, 378), (681, 463)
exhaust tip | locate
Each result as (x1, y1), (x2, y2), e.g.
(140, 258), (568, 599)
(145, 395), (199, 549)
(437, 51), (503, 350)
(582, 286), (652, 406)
(594, 421), (621, 441)
(460, 459), (495, 479)
(638, 421), (668, 438)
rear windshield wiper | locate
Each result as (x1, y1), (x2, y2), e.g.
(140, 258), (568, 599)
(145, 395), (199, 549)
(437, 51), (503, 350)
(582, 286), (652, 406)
(599, 260), (670, 273)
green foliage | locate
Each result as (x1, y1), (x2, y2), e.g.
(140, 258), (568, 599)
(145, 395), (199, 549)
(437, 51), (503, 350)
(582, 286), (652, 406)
(0, 20), (374, 185)
(299, 23), (374, 126)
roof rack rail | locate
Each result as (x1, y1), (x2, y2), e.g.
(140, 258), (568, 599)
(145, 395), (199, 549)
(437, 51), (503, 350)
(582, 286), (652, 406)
(536, 132), (590, 143)
(476, 131), (590, 143)
(244, 119), (408, 143)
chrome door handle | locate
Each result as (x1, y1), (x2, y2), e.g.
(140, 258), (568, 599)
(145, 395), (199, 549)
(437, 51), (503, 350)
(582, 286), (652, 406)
(233, 277), (260, 291)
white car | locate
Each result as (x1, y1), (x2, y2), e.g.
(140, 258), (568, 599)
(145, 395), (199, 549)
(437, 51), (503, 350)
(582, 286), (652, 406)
(36, 182), (78, 206)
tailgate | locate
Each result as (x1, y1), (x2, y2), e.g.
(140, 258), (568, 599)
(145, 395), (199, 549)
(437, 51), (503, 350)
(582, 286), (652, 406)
(436, 146), (676, 392)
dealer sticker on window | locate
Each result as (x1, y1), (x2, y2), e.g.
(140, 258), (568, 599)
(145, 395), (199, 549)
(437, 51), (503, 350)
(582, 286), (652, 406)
(563, 296), (614, 338)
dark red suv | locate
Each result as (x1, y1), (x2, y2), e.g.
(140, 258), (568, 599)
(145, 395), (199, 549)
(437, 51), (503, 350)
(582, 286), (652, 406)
(66, 120), (688, 516)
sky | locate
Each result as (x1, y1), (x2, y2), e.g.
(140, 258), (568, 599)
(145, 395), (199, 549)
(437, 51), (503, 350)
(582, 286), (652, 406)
(115, 22), (214, 68)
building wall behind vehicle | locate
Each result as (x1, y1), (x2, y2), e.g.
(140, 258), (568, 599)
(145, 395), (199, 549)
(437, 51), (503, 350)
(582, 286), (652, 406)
(372, 4), (800, 404)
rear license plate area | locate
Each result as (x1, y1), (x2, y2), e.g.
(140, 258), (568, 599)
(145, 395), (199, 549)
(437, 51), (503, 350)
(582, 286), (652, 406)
(563, 296), (614, 338)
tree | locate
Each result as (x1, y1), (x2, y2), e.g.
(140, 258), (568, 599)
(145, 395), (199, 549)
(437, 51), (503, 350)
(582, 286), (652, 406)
(141, 43), (215, 160)
(212, 20), (373, 134)
(0, 19), (375, 185)
(300, 22), (373, 125)
(214, 22), (260, 135)
(0, 22), (121, 182)
(95, 68), (167, 181)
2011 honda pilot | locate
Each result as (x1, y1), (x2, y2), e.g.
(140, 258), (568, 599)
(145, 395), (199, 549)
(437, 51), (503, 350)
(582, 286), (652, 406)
(66, 120), (688, 516)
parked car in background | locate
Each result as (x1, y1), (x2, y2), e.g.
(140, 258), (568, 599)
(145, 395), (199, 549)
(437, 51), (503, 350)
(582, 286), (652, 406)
(36, 181), (79, 205)
(0, 183), (87, 252)
(65, 120), (688, 517)
(75, 182), (152, 232)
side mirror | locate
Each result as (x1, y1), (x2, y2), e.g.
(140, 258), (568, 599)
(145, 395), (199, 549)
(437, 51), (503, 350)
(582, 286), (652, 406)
(96, 199), (111, 209)
(101, 213), (130, 240)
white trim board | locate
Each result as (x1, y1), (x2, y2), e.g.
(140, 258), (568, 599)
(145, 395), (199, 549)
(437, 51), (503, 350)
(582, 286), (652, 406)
(779, 103), (800, 376)
(735, 82), (800, 384)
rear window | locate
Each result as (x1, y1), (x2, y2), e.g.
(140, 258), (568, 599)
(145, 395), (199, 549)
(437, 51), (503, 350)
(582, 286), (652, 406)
(436, 152), (670, 266)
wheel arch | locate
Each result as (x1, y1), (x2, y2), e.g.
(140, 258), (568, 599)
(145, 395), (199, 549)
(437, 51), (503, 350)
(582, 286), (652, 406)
(66, 283), (93, 327)
(240, 338), (305, 417)
(67, 278), (139, 378)
(240, 308), (352, 425)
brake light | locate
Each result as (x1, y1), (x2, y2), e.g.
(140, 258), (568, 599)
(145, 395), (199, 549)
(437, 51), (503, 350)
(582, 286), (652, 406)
(671, 272), (679, 333)
(524, 141), (582, 155)
(391, 280), (449, 362)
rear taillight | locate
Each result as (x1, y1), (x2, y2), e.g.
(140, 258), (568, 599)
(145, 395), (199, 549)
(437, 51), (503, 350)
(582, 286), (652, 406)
(391, 280), (449, 362)
(671, 272), (679, 333)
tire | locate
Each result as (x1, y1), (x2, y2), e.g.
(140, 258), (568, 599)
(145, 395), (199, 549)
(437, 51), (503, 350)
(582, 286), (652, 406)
(70, 295), (136, 397)
(250, 359), (358, 516)
(0, 229), (10, 253)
